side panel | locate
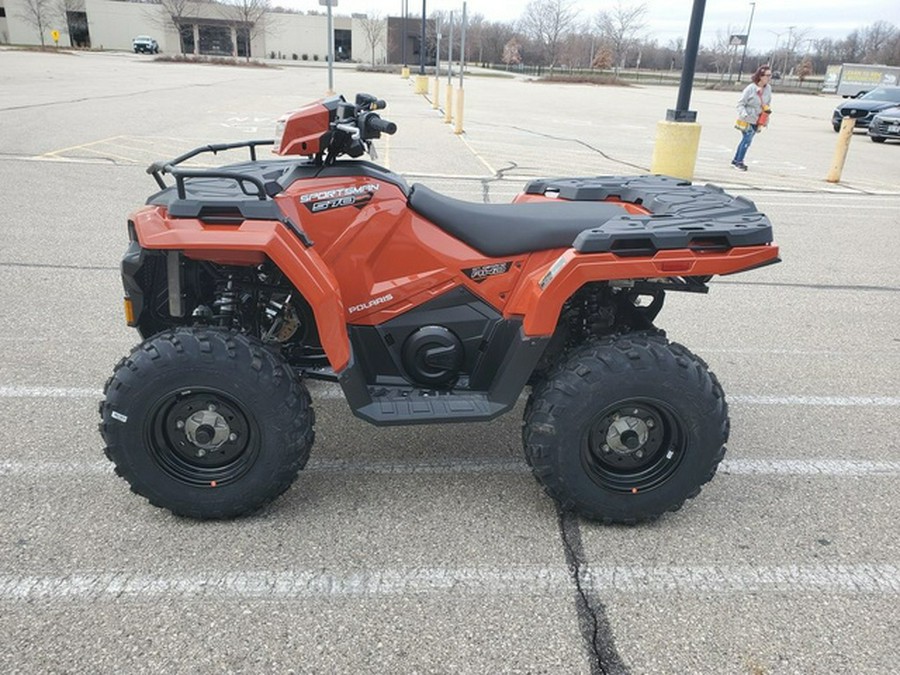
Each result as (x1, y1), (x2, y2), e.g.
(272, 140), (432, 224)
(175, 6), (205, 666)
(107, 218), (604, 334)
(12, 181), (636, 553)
(131, 206), (351, 372)
(279, 178), (533, 326)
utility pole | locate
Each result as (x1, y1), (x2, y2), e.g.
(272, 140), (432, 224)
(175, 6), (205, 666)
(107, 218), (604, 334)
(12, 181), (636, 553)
(737, 2), (755, 83)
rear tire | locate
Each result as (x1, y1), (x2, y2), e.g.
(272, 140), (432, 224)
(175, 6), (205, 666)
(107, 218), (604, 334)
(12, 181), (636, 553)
(100, 327), (314, 519)
(871, 136), (886, 143)
(523, 332), (728, 524)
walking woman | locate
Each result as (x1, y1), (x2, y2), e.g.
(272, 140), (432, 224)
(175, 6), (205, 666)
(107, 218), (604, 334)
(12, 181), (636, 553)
(732, 65), (773, 171)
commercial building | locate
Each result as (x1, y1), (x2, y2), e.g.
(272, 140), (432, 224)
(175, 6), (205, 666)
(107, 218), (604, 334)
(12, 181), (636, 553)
(0, 0), (388, 64)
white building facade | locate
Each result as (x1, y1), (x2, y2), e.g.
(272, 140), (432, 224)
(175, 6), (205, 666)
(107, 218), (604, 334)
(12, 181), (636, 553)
(0, 0), (387, 64)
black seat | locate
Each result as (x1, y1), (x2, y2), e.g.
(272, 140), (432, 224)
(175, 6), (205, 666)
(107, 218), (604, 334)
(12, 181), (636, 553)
(407, 183), (629, 257)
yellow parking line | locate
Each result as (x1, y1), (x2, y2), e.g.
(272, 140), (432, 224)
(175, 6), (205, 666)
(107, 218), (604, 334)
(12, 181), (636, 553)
(40, 136), (125, 158)
(73, 145), (144, 163)
(457, 133), (496, 176)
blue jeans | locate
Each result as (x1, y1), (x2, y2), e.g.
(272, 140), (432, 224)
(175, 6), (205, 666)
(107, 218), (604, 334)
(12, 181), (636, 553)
(733, 125), (757, 163)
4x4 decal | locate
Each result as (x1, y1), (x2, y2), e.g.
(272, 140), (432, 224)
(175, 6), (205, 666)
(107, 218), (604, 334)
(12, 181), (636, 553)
(463, 262), (511, 282)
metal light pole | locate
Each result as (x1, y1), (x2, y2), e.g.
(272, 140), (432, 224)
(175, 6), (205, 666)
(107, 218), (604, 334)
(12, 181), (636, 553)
(670, 0), (706, 121)
(651, 0), (707, 180)
(454, 1), (467, 134)
(420, 0), (426, 75)
(402, 0), (407, 67)
(326, 0), (334, 93)
(737, 2), (755, 83)
(444, 11), (454, 123)
(784, 25), (795, 75)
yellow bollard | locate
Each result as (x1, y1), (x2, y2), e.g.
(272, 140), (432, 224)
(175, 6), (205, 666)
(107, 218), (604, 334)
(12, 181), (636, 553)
(444, 84), (454, 124)
(401, 66), (410, 79)
(432, 77), (440, 109)
(414, 74), (428, 94)
(826, 116), (856, 183)
(650, 120), (702, 181)
(454, 88), (465, 134)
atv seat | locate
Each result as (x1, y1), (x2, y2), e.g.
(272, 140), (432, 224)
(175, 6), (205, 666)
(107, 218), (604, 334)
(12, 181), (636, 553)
(407, 183), (628, 257)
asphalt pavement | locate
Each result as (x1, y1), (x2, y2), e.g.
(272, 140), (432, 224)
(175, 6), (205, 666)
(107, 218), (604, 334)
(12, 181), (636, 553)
(1, 49), (898, 674)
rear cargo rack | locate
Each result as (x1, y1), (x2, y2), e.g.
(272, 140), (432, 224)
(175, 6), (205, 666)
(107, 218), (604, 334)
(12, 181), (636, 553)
(147, 140), (276, 200)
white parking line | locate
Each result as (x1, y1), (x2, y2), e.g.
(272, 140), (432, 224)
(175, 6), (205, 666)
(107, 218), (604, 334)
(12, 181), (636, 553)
(2, 385), (900, 407)
(1, 564), (896, 601)
(2, 458), (899, 478)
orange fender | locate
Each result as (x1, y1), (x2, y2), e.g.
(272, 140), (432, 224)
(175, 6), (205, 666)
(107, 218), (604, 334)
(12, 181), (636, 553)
(132, 206), (351, 372)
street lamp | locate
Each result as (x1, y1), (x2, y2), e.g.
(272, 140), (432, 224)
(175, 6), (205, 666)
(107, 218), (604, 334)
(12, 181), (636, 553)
(737, 2), (755, 83)
(768, 29), (782, 70)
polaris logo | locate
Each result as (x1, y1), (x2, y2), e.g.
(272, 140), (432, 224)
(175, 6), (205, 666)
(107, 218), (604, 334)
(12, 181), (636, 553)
(348, 293), (394, 314)
(463, 262), (511, 282)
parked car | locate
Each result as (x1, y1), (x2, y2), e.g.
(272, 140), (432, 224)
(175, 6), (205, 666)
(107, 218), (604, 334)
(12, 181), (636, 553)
(868, 106), (900, 143)
(133, 36), (159, 54)
(832, 86), (900, 131)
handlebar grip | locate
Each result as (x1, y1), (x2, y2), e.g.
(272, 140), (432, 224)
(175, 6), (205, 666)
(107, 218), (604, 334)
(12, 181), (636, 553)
(368, 115), (397, 135)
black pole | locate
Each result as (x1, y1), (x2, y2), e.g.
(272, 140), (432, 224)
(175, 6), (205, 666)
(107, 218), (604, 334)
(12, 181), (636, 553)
(402, 0), (407, 67)
(420, 0), (426, 75)
(668, 0), (706, 122)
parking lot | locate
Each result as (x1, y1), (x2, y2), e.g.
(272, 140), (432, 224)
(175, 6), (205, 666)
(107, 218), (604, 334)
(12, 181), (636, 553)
(1, 49), (898, 673)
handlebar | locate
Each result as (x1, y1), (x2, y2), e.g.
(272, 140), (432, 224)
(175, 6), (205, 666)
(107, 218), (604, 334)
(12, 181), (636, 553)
(365, 114), (397, 135)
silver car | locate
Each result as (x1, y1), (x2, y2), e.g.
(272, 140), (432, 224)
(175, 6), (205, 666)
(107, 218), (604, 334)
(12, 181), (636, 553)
(133, 35), (159, 54)
(868, 106), (900, 143)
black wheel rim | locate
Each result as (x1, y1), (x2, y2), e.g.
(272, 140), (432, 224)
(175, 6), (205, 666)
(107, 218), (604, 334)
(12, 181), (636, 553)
(581, 399), (685, 493)
(145, 387), (260, 487)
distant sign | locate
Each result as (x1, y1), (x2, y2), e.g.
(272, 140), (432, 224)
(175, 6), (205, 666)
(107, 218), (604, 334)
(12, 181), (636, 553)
(319, 0), (337, 5)
(51, 29), (60, 43)
(729, 34), (748, 47)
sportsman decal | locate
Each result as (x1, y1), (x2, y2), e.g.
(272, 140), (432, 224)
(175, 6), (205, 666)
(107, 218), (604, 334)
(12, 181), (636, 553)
(300, 184), (380, 213)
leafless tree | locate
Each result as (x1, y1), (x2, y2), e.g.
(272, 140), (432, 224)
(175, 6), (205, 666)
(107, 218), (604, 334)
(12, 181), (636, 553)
(478, 21), (518, 64)
(218, 0), (271, 60)
(860, 20), (897, 63)
(150, 0), (197, 55)
(502, 37), (521, 69)
(53, 0), (84, 42)
(596, 2), (646, 74)
(17, 0), (54, 46)
(359, 11), (386, 66)
(519, 0), (580, 71)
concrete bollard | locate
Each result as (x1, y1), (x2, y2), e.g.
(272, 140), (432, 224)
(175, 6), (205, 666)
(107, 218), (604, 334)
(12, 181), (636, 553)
(826, 117), (856, 183)
(650, 120), (702, 180)
(401, 66), (410, 80)
(414, 75), (428, 94)
(454, 88), (465, 135)
(432, 77), (440, 109)
(444, 84), (454, 124)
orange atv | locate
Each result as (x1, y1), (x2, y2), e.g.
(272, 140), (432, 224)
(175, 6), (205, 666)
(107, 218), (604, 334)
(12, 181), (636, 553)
(100, 93), (779, 522)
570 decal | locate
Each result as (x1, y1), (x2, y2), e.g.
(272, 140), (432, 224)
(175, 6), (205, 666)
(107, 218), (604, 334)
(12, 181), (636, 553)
(299, 184), (380, 213)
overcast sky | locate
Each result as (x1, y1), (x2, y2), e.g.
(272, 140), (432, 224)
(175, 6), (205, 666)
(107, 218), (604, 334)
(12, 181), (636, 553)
(288, 1), (899, 53)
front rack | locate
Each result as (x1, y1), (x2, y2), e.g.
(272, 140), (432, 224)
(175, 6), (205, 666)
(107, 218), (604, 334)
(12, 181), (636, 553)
(147, 139), (276, 200)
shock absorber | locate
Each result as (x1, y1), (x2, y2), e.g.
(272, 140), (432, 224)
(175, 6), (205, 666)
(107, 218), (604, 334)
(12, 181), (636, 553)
(212, 278), (238, 326)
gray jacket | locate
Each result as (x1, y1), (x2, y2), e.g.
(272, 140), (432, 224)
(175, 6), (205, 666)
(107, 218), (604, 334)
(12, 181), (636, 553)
(736, 82), (773, 125)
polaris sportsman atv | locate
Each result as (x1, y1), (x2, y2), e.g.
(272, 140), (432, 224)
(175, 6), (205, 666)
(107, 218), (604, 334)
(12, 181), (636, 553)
(100, 93), (780, 522)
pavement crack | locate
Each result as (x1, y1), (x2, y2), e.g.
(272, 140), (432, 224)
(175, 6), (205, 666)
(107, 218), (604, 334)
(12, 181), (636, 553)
(481, 161), (519, 202)
(510, 125), (649, 173)
(557, 508), (629, 675)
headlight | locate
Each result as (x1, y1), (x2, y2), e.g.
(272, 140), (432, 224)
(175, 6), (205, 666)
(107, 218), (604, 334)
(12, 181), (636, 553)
(274, 116), (287, 150)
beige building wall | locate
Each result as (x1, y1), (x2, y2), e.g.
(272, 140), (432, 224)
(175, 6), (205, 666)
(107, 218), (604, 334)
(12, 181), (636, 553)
(0, 0), (387, 64)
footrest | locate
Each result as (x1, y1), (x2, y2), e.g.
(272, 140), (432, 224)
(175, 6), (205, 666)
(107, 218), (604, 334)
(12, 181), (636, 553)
(356, 387), (503, 425)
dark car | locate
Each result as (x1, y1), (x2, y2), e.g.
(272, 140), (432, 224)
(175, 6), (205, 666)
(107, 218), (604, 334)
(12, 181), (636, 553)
(868, 106), (900, 143)
(133, 35), (160, 54)
(831, 86), (900, 131)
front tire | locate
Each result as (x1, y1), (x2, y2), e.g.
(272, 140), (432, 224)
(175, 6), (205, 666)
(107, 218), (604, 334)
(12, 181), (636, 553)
(100, 327), (314, 519)
(871, 136), (886, 143)
(523, 333), (728, 524)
